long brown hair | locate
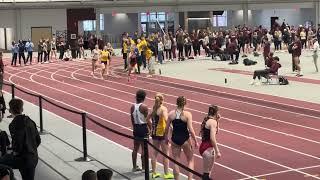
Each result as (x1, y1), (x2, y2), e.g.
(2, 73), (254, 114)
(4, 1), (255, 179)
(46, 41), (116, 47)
(176, 96), (186, 112)
(200, 105), (219, 136)
(152, 93), (164, 117)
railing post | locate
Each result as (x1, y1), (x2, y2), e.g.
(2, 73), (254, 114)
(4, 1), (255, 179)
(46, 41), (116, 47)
(11, 84), (15, 99)
(76, 113), (90, 161)
(38, 96), (44, 134)
(143, 138), (149, 180)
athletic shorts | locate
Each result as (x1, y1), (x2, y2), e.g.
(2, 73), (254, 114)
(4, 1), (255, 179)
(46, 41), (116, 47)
(133, 124), (148, 140)
(123, 53), (128, 60)
(130, 57), (137, 67)
(52, 48), (56, 51)
(199, 141), (213, 156)
(152, 135), (165, 141)
(101, 61), (108, 65)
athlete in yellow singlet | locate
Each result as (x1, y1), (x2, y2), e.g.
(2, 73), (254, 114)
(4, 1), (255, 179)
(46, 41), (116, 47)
(100, 45), (110, 78)
(146, 93), (174, 179)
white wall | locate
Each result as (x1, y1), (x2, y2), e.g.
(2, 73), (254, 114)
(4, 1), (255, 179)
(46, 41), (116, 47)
(19, 9), (67, 40)
(0, 10), (15, 28)
(251, 8), (315, 28)
(227, 8), (315, 28)
(103, 13), (138, 40)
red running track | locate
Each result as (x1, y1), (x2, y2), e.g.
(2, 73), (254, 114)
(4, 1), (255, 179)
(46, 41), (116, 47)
(3, 58), (320, 180)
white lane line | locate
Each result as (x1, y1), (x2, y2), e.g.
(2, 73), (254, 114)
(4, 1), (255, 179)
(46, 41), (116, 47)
(238, 164), (320, 180)
(18, 65), (320, 147)
(6, 69), (320, 179)
(6, 73), (256, 180)
(72, 59), (320, 116)
(30, 61), (320, 133)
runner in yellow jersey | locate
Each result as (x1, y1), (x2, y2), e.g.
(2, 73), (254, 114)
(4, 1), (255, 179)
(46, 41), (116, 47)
(146, 93), (174, 179)
(100, 46), (111, 78)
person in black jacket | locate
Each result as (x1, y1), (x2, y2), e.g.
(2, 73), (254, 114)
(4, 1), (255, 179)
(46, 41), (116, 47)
(18, 40), (26, 66)
(0, 98), (41, 180)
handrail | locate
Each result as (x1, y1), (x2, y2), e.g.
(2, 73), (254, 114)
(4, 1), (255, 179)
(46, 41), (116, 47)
(2, 82), (202, 179)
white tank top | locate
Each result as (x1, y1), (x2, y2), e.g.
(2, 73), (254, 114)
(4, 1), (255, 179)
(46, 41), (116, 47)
(132, 103), (146, 125)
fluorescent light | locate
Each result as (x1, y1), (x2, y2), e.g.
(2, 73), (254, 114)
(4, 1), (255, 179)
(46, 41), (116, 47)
(188, 18), (210, 20)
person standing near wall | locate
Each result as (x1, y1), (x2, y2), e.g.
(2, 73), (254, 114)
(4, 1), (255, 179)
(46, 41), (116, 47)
(58, 40), (65, 60)
(50, 38), (57, 61)
(37, 40), (43, 63)
(18, 40), (26, 66)
(313, 38), (319, 72)
(25, 39), (34, 65)
(11, 42), (18, 66)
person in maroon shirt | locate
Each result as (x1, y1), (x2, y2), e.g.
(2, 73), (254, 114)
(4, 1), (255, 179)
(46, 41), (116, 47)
(292, 36), (303, 76)
(227, 39), (239, 64)
(250, 56), (281, 85)
(263, 38), (271, 65)
(266, 52), (274, 68)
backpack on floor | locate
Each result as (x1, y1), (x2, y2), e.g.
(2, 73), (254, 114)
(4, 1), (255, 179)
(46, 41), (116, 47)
(243, 58), (257, 66)
(279, 76), (289, 85)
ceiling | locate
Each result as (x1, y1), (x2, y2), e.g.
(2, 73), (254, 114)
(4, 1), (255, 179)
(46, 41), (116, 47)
(0, 0), (315, 9)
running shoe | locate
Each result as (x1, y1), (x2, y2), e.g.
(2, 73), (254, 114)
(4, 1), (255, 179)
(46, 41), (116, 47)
(132, 166), (142, 172)
(151, 172), (161, 178)
(163, 173), (174, 179)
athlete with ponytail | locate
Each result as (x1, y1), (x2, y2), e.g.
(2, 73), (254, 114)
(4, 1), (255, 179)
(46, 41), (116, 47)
(199, 105), (221, 180)
(164, 96), (198, 180)
(146, 93), (174, 179)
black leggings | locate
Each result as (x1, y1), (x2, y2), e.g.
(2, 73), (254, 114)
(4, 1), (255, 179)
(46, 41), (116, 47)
(253, 70), (269, 80)
(38, 52), (43, 62)
(18, 52), (26, 65)
(177, 44), (184, 58)
(193, 44), (200, 56)
(11, 53), (17, 66)
(26, 51), (33, 64)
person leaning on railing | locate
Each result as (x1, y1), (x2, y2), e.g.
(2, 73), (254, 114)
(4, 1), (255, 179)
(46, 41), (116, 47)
(0, 99), (41, 180)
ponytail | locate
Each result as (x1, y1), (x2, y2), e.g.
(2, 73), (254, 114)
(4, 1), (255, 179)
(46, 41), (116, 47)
(152, 94), (164, 117)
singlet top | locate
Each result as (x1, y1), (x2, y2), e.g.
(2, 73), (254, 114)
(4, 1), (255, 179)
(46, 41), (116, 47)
(132, 103), (146, 125)
(100, 50), (110, 62)
(51, 42), (56, 49)
(202, 118), (219, 142)
(172, 110), (189, 140)
(92, 49), (100, 60)
(151, 111), (166, 137)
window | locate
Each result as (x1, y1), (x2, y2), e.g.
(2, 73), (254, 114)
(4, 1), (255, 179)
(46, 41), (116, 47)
(141, 13), (147, 22)
(83, 20), (95, 31)
(140, 12), (167, 22)
(212, 11), (227, 27)
(83, 14), (104, 31)
(100, 14), (104, 31)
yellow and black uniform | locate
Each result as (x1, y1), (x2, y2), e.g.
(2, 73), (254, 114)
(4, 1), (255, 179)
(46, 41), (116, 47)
(151, 113), (166, 140)
(123, 41), (128, 60)
(100, 50), (110, 64)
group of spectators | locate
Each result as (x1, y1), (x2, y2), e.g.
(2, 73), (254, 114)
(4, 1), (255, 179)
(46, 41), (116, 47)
(121, 20), (319, 82)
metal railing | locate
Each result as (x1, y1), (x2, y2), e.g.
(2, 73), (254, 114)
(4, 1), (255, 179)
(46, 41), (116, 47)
(3, 82), (202, 179)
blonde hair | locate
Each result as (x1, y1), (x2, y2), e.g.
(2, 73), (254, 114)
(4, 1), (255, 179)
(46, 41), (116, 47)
(152, 93), (164, 117)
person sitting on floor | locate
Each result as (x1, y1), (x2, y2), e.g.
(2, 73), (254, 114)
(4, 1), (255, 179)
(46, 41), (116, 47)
(250, 56), (281, 85)
(63, 48), (72, 61)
